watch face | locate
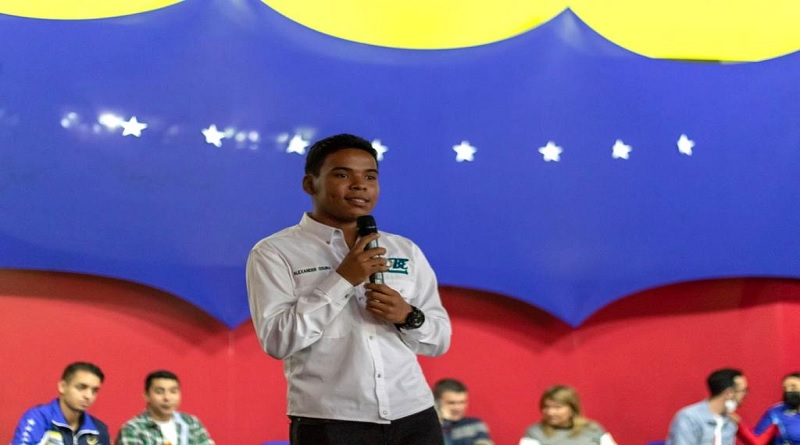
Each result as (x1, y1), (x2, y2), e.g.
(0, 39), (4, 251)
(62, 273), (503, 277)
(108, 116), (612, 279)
(404, 307), (425, 329)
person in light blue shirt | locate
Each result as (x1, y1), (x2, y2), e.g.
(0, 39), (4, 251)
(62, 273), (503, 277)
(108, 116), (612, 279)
(666, 368), (749, 445)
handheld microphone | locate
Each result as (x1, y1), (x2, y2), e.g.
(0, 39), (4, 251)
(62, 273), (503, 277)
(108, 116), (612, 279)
(356, 215), (384, 285)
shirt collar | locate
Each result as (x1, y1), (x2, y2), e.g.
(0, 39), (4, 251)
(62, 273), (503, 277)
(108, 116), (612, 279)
(142, 410), (179, 420)
(781, 403), (799, 415)
(49, 398), (98, 433)
(299, 213), (345, 245)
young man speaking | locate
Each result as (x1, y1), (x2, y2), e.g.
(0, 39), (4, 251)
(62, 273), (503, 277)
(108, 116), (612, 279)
(247, 133), (451, 445)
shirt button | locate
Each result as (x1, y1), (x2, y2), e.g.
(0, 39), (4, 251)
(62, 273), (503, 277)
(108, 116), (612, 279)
(377, 374), (382, 378)
(369, 335), (374, 340)
(382, 411), (388, 416)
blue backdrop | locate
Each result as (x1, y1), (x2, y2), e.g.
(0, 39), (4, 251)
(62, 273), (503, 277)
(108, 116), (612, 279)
(2, 2), (798, 327)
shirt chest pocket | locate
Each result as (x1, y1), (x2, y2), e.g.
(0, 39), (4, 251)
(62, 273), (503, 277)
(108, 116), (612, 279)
(383, 273), (416, 305)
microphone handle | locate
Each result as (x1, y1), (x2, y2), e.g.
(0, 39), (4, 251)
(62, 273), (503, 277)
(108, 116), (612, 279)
(364, 239), (385, 285)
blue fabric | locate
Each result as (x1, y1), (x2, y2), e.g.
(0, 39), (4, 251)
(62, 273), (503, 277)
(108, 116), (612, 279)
(3, 6), (800, 328)
(441, 417), (491, 445)
(755, 403), (800, 445)
(11, 398), (110, 445)
(666, 400), (737, 445)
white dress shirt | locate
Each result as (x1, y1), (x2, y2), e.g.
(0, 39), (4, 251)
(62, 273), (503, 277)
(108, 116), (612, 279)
(247, 214), (451, 423)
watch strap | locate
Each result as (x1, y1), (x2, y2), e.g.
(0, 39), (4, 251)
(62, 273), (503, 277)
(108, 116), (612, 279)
(395, 305), (425, 330)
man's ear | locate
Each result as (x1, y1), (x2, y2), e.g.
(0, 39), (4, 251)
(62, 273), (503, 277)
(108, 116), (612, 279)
(302, 175), (315, 195)
(724, 387), (735, 398)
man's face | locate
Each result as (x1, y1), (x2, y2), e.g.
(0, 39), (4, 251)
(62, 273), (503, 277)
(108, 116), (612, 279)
(304, 148), (379, 228)
(732, 375), (749, 404)
(145, 378), (182, 422)
(58, 370), (102, 415)
(437, 391), (468, 421)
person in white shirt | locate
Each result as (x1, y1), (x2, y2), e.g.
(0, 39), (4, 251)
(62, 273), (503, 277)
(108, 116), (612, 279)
(519, 385), (617, 445)
(247, 133), (452, 445)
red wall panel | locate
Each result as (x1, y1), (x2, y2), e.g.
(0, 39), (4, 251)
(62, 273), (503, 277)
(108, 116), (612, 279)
(1, 270), (798, 445)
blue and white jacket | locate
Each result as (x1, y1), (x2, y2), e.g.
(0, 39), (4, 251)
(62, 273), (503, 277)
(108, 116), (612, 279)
(11, 398), (110, 445)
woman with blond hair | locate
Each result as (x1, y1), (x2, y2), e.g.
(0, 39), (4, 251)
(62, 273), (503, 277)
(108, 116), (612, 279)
(519, 385), (617, 445)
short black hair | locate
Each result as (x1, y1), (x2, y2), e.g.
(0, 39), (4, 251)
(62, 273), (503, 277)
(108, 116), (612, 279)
(145, 370), (180, 392)
(433, 378), (468, 400)
(62, 362), (104, 383)
(707, 368), (743, 397)
(304, 133), (377, 176)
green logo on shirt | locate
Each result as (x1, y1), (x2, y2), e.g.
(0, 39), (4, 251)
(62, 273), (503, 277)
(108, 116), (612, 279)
(386, 257), (409, 274)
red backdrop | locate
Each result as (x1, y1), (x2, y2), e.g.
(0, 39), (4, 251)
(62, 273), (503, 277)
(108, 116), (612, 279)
(1, 269), (799, 445)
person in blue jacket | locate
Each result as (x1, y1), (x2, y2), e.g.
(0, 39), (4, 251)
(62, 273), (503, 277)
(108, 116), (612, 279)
(755, 372), (800, 445)
(11, 361), (111, 445)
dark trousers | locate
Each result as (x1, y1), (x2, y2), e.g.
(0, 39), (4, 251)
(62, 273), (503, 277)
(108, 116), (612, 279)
(289, 406), (445, 445)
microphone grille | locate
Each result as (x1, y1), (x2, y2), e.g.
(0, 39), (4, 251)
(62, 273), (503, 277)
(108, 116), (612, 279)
(356, 215), (378, 236)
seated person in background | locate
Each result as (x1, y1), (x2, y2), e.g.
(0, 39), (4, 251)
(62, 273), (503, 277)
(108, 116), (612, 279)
(433, 378), (494, 445)
(754, 372), (800, 445)
(666, 368), (748, 445)
(116, 370), (215, 445)
(519, 384), (617, 445)
(11, 361), (110, 445)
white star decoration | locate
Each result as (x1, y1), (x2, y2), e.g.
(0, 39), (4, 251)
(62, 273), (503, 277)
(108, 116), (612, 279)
(120, 116), (147, 137)
(538, 141), (562, 162)
(371, 139), (388, 161)
(612, 140), (632, 159)
(453, 141), (476, 162)
(286, 135), (310, 155)
(202, 124), (226, 147)
(62, 110), (705, 165)
(677, 134), (695, 156)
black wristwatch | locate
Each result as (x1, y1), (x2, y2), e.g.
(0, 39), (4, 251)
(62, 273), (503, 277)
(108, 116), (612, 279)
(395, 306), (425, 330)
